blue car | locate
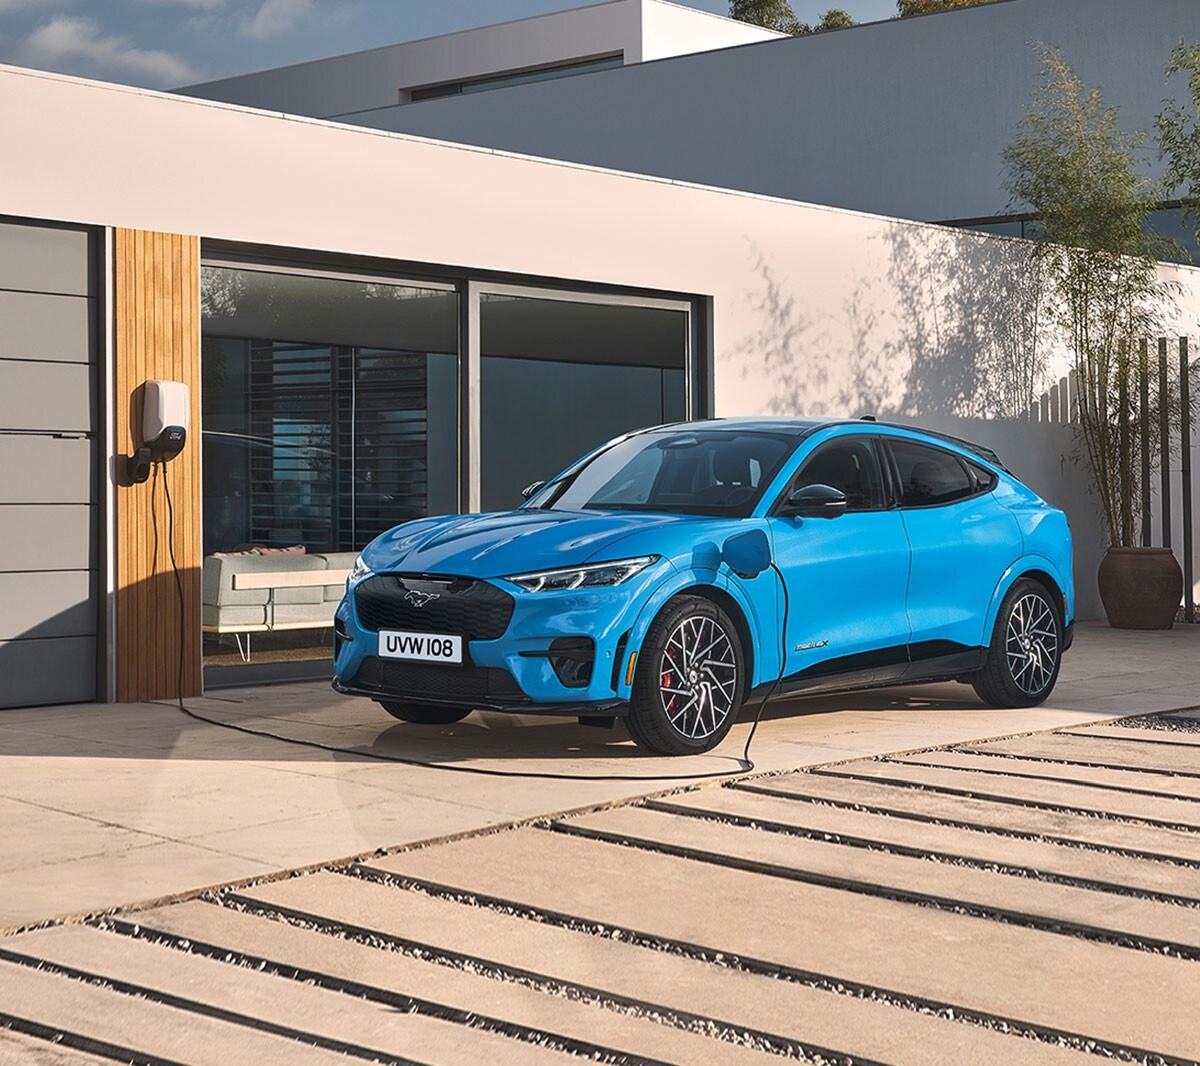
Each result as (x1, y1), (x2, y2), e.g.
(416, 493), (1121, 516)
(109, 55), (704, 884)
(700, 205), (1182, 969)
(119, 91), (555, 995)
(333, 418), (1073, 755)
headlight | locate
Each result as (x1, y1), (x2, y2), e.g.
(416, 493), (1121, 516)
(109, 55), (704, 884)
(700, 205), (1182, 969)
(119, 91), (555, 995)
(504, 555), (658, 593)
(348, 554), (373, 586)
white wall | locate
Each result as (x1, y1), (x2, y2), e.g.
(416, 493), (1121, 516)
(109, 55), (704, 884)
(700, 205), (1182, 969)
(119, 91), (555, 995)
(176, 0), (780, 120)
(639, 0), (783, 63)
(4, 64), (1198, 618)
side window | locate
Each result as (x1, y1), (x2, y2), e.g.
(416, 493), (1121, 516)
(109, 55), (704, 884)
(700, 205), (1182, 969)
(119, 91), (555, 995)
(966, 459), (999, 493)
(891, 440), (974, 507)
(791, 438), (885, 512)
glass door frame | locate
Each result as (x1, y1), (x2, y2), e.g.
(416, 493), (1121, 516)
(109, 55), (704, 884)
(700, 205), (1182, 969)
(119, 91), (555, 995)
(458, 280), (697, 512)
(198, 255), (703, 528)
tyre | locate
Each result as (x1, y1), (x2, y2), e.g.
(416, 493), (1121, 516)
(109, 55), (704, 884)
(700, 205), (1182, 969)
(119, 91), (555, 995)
(626, 595), (745, 755)
(378, 701), (472, 725)
(972, 579), (1063, 708)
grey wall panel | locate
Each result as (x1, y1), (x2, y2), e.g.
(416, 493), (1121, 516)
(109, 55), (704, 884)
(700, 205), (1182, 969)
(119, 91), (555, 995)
(0, 222), (93, 296)
(0, 571), (95, 641)
(0, 636), (96, 708)
(353, 0), (1200, 224)
(0, 436), (94, 504)
(0, 504), (94, 572)
(0, 291), (94, 363)
(0, 360), (94, 432)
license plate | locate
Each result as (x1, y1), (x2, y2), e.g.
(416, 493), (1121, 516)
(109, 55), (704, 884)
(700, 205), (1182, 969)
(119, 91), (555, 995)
(378, 630), (463, 664)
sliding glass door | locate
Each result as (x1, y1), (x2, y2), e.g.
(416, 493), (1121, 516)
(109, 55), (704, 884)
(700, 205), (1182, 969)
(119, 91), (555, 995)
(200, 262), (695, 680)
(479, 289), (690, 512)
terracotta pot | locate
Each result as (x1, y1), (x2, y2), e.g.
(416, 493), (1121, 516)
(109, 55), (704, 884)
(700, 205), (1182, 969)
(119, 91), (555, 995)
(1098, 547), (1183, 630)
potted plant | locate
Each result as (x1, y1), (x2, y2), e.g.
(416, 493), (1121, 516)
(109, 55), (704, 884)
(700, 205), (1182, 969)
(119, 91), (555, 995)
(1004, 45), (1185, 628)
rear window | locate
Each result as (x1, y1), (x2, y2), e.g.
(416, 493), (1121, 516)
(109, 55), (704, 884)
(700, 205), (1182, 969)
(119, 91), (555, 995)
(891, 440), (975, 507)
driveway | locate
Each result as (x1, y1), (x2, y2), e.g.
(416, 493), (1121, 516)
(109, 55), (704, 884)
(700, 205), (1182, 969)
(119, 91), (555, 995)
(0, 622), (1197, 934)
(3, 709), (1200, 1063)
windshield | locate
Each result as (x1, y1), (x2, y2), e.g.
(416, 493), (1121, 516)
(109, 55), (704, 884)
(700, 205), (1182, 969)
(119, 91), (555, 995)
(533, 429), (796, 517)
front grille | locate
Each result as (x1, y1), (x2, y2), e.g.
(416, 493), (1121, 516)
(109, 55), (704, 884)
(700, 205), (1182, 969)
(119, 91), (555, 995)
(355, 574), (514, 640)
(353, 658), (526, 705)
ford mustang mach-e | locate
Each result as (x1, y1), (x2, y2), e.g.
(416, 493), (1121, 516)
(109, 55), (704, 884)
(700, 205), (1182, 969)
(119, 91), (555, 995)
(333, 419), (1073, 755)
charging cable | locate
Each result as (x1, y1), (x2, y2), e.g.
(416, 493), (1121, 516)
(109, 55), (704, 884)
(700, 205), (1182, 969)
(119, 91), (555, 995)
(156, 466), (772, 783)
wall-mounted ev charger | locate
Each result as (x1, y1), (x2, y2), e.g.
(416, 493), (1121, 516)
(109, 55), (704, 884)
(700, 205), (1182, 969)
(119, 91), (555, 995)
(127, 379), (189, 484)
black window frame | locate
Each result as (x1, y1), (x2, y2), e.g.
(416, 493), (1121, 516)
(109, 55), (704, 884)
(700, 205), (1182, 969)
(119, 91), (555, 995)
(883, 437), (997, 510)
(770, 434), (892, 516)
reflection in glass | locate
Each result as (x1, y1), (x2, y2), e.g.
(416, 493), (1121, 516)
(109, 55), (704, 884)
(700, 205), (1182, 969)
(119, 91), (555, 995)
(480, 294), (689, 512)
(200, 267), (458, 669)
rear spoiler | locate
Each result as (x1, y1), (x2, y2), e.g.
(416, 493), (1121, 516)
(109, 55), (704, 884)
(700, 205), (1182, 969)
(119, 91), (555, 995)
(919, 430), (1009, 472)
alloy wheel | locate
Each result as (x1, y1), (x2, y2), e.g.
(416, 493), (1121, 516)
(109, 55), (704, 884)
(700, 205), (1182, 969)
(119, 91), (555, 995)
(1005, 592), (1059, 696)
(658, 615), (738, 740)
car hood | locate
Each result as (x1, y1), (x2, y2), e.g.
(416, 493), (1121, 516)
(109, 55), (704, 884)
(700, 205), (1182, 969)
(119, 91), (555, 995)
(360, 509), (738, 579)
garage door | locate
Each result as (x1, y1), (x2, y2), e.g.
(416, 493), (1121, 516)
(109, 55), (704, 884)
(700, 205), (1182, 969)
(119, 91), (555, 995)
(0, 220), (98, 708)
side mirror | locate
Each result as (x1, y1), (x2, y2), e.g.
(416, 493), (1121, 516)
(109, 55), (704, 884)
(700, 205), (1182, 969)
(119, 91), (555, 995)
(521, 480), (546, 500)
(781, 484), (847, 519)
(722, 529), (772, 578)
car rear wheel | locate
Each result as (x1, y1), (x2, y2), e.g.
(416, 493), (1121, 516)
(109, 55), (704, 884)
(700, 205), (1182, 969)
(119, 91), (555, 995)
(378, 701), (472, 725)
(972, 579), (1063, 708)
(626, 596), (744, 756)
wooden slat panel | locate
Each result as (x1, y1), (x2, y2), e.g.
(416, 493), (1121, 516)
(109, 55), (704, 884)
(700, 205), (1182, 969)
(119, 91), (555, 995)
(114, 229), (201, 702)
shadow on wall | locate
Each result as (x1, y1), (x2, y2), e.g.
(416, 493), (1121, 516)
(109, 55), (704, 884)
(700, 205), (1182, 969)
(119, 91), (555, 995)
(736, 225), (1055, 421)
(0, 563), (206, 711)
(731, 226), (1116, 616)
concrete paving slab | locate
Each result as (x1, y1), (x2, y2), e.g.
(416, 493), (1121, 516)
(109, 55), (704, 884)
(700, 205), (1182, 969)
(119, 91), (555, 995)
(0, 796), (158, 876)
(0, 957), (342, 1065)
(131, 899), (774, 1066)
(8, 924), (571, 1066)
(823, 761), (1200, 829)
(976, 732), (1200, 774)
(0, 840), (279, 932)
(566, 804), (1200, 949)
(367, 827), (1200, 1059)
(0, 1028), (112, 1065)
(239, 871), (1097, 1066)
(898, 749), (1200, 801)
(651, 787), (1200, 901)
(1061, 724), (1200, 747)
(742, 774), (1200, 862)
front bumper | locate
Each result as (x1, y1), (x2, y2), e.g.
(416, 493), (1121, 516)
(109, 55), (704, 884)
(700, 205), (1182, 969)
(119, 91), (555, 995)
(332, 564), (667, 714)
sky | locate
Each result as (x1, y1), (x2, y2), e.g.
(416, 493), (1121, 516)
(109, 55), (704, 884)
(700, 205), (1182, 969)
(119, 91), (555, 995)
(0, 0), (900, 89)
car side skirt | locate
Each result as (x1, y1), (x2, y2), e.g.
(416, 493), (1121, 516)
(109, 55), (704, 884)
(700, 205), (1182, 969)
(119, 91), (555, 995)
(749, 641), (988, 702)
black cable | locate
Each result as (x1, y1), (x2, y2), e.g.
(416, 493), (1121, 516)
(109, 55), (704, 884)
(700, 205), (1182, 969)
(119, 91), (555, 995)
(154, 464), (758, 782)
(160, 459), (186, 714)
(742, 560), (788, 767)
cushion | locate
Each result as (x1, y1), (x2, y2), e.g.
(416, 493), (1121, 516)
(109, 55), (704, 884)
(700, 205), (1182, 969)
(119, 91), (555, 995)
(202, 553), (327, 607)
(202, 604), (267, 629)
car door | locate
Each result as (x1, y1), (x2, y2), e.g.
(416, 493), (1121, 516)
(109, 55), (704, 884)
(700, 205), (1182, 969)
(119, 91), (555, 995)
(885, 436), (1022, 667)
(766, 434), (912, 693)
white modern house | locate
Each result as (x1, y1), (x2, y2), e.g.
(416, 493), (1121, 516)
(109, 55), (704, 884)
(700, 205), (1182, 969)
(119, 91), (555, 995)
(183, 0), (1200, 251)
(0, 0), (1197, 711)
(178, 0), (783, 118)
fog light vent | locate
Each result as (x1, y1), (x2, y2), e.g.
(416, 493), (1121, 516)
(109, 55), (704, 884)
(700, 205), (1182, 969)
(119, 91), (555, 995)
(549, 637), (594, 689)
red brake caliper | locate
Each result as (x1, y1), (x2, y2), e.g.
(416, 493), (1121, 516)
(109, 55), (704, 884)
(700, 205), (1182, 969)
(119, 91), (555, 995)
(662, 670), (676, 715)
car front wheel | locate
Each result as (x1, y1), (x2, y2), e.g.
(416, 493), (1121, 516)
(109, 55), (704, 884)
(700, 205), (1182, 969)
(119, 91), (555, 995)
(972, 579), (1063, 708)
(378, 701), (472, 725)
(626, 596), (744, 756)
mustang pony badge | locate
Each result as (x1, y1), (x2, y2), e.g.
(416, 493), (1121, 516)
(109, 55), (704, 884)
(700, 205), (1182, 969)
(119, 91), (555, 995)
(404, 589), (441, 608)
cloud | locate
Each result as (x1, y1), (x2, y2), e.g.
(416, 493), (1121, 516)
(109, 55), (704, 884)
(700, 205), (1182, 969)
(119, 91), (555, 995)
(22, 15), (201, 84)
(245, 0), (312, 38)
(0, 0), (56, 11)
